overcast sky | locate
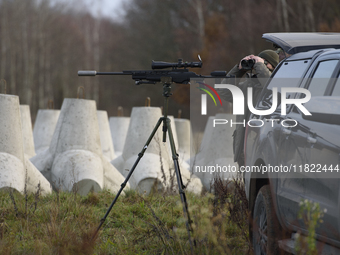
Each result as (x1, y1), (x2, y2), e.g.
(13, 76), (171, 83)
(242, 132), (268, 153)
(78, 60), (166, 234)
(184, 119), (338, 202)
(53, 0), (127, 20)
(89, 0), (126, 19)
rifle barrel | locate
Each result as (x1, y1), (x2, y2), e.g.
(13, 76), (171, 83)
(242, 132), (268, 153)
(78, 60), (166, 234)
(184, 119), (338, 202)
(96, 72), (126, 75)
(78, 71), (126, 76)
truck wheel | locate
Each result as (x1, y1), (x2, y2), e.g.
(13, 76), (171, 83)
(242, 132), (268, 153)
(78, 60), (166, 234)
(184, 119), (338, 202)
(252, 185), (282, 255)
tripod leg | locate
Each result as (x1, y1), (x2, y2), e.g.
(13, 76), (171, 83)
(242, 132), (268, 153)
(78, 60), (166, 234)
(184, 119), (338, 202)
(165, 118), (195, 251)
(92, 117), (164, 239)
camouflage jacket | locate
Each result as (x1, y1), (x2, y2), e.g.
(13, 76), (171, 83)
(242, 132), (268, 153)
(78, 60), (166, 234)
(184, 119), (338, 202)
(217, 62), (272, 164)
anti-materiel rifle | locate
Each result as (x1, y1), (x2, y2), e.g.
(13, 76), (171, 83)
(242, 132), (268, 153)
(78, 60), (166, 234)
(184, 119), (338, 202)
(78, 56), (229, 84)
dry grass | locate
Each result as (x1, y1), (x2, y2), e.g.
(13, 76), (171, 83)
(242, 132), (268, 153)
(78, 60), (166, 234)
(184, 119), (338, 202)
(0, 177), (251, 255)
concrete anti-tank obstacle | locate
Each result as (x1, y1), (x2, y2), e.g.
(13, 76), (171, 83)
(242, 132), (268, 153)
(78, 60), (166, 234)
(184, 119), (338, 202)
(33, 109), (60, 154)
(0, 153), (25, 193)
(109, 114), (130, 176)
(188, 116), (214, 168)
(174, 118), (192, 162)
(108, 107), (130, 170)
(111, 105), (202, 195)
(167, 111), (203, 194)
(123, 153), (171, 193)
(0, 95), (26, 193)
(120, 106), (171, 194)
(166, 116), (179, 152)
(122, 107), (167, 160)
(109, 106), (130, 157)
(31, 98), (128, 196)
(201, 113), (235, 164)
(97, 110), (116, 161)
(110, 154), (125, 177)
(164, 116), (203, 195)
(109, 116), (130, 157)
(0, 94), (51, 195)
(20, 105), (36, 158)
(193, 113), (238, 190)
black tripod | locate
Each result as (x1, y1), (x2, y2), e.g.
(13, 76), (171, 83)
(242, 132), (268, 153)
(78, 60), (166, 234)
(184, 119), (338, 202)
(93, 77), (194, 251)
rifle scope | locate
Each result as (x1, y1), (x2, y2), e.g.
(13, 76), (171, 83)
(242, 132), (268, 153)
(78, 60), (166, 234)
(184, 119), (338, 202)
(152, 58), (202, 70)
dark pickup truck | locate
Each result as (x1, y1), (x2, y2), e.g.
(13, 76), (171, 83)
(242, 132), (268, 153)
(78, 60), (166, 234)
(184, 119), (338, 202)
(244, 33), (340, 255)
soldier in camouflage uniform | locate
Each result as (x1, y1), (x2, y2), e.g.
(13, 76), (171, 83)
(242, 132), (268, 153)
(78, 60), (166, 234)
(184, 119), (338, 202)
(218, 50), (279, 167)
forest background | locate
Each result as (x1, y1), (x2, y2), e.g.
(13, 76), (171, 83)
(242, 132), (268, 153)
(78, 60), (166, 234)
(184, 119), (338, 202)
(0, 0), (339, 121)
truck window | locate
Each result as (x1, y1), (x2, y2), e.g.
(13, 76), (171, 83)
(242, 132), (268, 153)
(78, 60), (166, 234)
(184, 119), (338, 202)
(257, 60), (310, 110)
(271, 60), (310, 79)
(331, 73), (340, 96)
(307, 60), (339, 96)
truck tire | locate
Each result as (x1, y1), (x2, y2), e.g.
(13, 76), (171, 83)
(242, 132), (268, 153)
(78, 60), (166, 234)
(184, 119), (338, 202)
(252, 185), (282, 255)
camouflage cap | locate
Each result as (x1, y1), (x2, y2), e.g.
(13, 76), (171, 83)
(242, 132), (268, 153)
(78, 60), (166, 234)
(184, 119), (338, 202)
(258, 49), (279, 68)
